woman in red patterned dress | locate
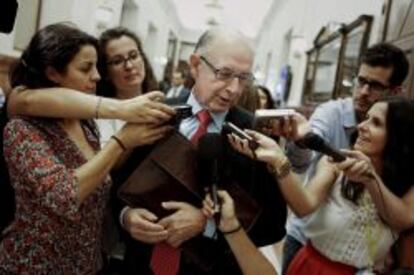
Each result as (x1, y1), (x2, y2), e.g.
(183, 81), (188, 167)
(0, 23), (172, 274)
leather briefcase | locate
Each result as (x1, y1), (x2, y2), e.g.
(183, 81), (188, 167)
(117, 131), (262, 271)
(117, 132), (204, 217)
(117, 131), (261, 230)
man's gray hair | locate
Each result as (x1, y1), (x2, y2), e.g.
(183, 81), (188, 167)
(194, 27), (254, 56)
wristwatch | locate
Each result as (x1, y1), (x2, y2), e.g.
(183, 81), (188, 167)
(267, 158), (292, 179)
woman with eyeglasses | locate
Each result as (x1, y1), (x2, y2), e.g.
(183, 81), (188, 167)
(220, 97), (414, 274)
(95, 27), (164, 145)
(94, 27), (176, 267)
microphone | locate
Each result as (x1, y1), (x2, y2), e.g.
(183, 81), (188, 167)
(198, 133), (222, 213)
(295, 132), (346, 162)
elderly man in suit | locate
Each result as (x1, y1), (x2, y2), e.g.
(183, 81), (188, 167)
(116, 27), (287, 275)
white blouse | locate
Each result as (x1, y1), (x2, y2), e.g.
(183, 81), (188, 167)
(96, 119), (125, 146)
(304, 175), (397, 271)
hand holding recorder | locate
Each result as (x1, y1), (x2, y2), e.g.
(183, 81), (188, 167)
(223, 122), (259, 151)
(202, 190), (240, 234)
(254, 109), (312, 141)
(227, 128), (286, 165)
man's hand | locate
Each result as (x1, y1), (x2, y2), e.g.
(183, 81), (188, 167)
(117, 91), (176, 124)
(158, 202), (207, 248)
(123, 208), (168, 244)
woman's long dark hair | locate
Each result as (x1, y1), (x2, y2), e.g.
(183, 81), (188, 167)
(342, 97), (414, 203)
(97, 27), (158, 98)
(381, 97), (414, 196)
(257, 85), (275, 109)
(10, 23), (98, 89)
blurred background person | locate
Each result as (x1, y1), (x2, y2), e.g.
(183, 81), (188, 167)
(159, 60), (173, 94)
(165, 69), (191, 99)
(237, 84), (260, 112)
(257, 85), (276, 109)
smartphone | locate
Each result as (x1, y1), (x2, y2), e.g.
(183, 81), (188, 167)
(223, 122), (259, 150)
(223, 122), (252, 140)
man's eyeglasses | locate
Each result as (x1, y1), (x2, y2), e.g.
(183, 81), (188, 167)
(353, 76), (390, 94)
(107, 50), (143, 68)
(200, 56), (255, 86)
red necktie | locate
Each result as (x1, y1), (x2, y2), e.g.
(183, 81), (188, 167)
(150, 110), (211, 275)
(190, 109), (212, 145)
(150, 242), (180, 275)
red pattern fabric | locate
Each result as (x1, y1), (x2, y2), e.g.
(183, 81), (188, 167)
(287, 242), (356, 275)
(0, 118), (110, 274)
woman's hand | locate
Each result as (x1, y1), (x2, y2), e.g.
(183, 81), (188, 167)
(227, 129), (285, 165)
(118, 91), (176, 124)
(116, 122), (174, 149)
(334, 149), (377, 185)
(202, 190), (240, 233)
(263, 111), (312, 141)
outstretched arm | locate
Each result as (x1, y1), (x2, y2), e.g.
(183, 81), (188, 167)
(76, 122), (172, 202)
(366, 177), (414, 231)
(337, 150), (414, 231)
(8, 87), (175, 123)
(202, 191), (277, 275)
(228, 130), (338, 217)
(271, 156), (338, 217)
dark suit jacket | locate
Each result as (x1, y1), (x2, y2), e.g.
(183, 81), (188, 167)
(110, 104), (287, 275)
(178, 87), (191, 99)
(166, 86), (191, 100)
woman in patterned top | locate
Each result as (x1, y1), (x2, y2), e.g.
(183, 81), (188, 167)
(227, 97), (414, 274)
(0, 23), (172, 274)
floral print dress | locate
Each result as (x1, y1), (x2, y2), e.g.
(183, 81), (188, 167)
(0, 117), (111, 274)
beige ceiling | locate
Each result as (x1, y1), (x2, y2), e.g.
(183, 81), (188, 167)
(170, 0), (275, 38)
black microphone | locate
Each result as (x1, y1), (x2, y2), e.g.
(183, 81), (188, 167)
(198, 133), (222, 213)
(295, 132), (346, 162)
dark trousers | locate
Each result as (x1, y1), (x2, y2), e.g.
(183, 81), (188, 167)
(281, 234), (304, 275)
